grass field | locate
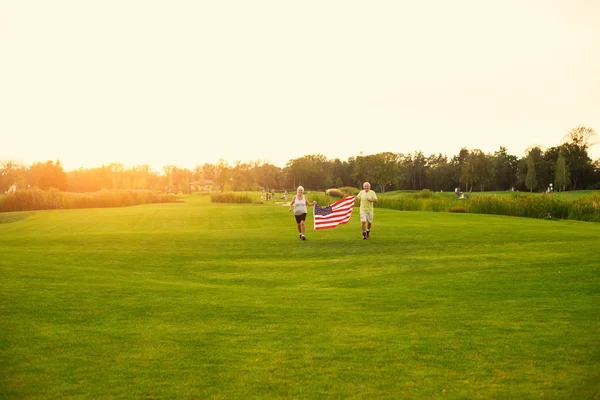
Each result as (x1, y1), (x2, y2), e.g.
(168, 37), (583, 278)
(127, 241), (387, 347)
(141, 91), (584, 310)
(1, 195), (599, 399)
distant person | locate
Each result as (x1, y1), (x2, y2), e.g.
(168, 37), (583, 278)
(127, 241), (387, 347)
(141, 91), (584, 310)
(288, 186), (316, 240)
(283, 190), (288, 201)
(355, 182), (378, 239)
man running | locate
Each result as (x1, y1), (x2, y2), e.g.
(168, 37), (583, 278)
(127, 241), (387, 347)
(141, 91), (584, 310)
(355, 182), (378, 239)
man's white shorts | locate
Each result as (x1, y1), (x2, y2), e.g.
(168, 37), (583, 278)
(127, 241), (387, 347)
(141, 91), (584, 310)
(360, 212), (374, 223)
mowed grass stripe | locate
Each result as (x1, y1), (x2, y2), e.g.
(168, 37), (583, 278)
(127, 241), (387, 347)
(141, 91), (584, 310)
(1, 195), (599, 398)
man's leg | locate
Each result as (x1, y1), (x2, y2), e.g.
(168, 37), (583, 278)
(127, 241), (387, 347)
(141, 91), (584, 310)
(360, 211), (367, 239)
(366, 214), (373, 238)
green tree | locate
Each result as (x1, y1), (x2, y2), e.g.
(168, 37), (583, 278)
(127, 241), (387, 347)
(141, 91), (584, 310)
(554, 150), (570, 192)
(67, 166), (112, 192)
(353, 152), (400, 193)
(492, 147), (518, 191)
(409, 151), (428, 190)
(518, 146), (544, 191)
(199, 163), (216, 180)
(525, 156), (537, 192)
(162, 165), (175, 191)
(451, 147), (470, 192)
(230, 162), (250, 191)
(284, 155), (327, 190)
(593, 158), (600, 189)
(326, 158), (353, 189)
(28, 160), (68, 190)
(561, 125), (597, 189)
(539, 146), (561, 191)
(0, 161), (27, 192)
(108, 163), (125, 189)
(426, 154), (454, 192)
(128, 165), (154, 190)
(172, 167), (193, 193)
(255, 162), (283, 191)
(460, 153), (475, 192)
(516, 157), (528, 191)
(469, 150), (495, 192)
(214, 160), (232, 192)
(396, 154), (412, 190)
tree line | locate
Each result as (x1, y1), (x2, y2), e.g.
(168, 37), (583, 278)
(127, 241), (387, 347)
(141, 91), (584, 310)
(2, 126), (599, 194)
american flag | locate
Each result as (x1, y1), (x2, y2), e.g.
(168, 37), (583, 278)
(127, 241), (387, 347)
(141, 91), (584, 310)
(314, 195), (357, 230)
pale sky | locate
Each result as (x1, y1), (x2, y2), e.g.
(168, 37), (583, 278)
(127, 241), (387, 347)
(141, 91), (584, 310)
(1, 0), (599, 173)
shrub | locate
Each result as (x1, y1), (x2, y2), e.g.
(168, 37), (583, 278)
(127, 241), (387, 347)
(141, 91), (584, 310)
(412, 189), (434, 199)
(0, 187), (58, 211)
(377, 196), (423, 211)
(463, 194), (570, 220)
(375, 191), (598, 223)
(325, 188), (344, 198)
(338, 186), (360, 195)
(422, 198), (455, 212)
(309, 193), (355, 208)
(0, 189), (179, 212)
(569, 192), (600, 222)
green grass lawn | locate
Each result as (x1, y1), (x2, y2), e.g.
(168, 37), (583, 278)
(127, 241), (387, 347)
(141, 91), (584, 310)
(1, 195), (599, 399)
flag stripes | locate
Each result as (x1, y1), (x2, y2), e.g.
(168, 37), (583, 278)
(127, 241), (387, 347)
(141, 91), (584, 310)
(314, 195), (356, 230)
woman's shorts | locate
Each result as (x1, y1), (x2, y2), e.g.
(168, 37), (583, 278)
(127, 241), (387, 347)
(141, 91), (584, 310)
(295, 213), (307, 223)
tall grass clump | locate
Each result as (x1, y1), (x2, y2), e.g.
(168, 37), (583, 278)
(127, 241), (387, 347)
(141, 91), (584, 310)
(0, 188), (179, 212)
(376, 191), (599, 222)
(378, 196), (425, 211)
(378, 190), (455, 212)
(308, 193), (356, 208)
(467, 194), (570, 219)
(210, 192), (252, 204)
(325, 188), (344, 198)
(422, 198), (457, 212)
(337, 186), (360, 195)
(569, 191), (600, 222)
(411, 189), (434, 199)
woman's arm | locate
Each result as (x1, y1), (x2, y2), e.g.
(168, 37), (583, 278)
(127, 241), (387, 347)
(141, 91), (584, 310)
(288, 196), (296, 211)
